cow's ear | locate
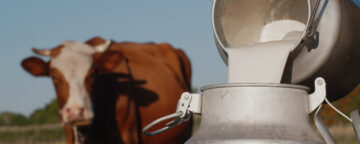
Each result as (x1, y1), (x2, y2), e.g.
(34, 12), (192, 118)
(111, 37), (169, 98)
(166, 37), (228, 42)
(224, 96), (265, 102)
(94, 50), (124, 73)
(21, 57), (49, 76)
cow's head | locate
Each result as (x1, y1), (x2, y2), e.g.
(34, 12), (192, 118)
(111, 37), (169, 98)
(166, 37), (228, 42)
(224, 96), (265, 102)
(21, 37), (124, 126)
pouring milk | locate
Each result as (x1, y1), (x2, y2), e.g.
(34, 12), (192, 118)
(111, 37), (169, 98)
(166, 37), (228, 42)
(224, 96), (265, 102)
(228, 20), (305, 83)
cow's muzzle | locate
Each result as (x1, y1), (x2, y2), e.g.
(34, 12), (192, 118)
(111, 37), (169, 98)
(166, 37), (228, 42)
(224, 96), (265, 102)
(62, 105), (93, 126)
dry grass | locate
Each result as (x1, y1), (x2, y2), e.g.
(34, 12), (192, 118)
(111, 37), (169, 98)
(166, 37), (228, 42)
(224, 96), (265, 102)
(0, 124), (65, 144)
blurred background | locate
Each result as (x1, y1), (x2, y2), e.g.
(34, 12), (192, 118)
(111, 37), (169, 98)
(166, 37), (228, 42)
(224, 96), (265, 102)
(0, 0), (359, 144)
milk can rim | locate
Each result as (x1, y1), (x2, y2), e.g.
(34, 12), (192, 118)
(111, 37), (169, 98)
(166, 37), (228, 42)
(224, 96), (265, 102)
(201, 83), (310, 92)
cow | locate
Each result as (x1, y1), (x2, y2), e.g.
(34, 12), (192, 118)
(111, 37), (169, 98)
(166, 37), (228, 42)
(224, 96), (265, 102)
(21, 37), (192, 144)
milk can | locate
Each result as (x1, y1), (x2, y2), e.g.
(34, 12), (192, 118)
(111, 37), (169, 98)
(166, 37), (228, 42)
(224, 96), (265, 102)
(213, 0), (360, 101)
(144, 78), (336, 144)
(186, 83), (324, 144)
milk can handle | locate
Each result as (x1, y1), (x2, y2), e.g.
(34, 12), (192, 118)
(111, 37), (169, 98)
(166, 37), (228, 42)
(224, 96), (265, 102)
(308, 78), (336, 144)
(313, 98), (360, 144)
(142, 92), (202, 136)
(309, 78), (360, 144)
(142, 112), (184, 136)
(304, 0), (324, 41)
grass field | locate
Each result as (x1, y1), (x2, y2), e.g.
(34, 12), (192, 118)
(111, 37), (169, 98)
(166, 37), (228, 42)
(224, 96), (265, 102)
(0, 124), (65, 144)
(0, 120), (357, 144)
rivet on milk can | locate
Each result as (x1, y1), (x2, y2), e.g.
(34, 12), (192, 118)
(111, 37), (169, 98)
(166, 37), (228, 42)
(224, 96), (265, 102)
(142, 0), (360, 143)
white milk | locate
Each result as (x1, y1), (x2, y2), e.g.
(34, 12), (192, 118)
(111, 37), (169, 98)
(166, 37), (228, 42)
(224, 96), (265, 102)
(228, 20), (305, 83)
(228, 40), (295, 83)
(259, 20), (306, 43)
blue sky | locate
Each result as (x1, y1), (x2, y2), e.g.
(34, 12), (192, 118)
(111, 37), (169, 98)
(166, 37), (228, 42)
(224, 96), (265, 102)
(0, 0), (228, 115)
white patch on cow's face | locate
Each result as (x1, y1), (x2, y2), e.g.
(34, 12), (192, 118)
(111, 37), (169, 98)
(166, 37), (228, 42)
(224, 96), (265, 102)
(51, 41), (96, 123)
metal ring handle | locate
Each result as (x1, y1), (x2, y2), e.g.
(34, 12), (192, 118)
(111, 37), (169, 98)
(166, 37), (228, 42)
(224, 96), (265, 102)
(304, 0), (323, 40)
(142, 112), (183, 136)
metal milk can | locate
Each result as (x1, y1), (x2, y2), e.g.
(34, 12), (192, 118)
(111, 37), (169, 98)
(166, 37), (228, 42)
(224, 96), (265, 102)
(213, 0), (360, 101)
(186, 82), (325, 144)
(143, 78), (337, 144)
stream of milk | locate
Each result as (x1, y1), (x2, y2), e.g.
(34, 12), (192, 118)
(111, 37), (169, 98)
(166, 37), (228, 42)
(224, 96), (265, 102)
(228, 40), (296, 83)
(227, 20), (305, 83)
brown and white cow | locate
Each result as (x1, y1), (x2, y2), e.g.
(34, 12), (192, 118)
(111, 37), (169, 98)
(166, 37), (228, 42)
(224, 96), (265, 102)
(21, 37), (192, 144)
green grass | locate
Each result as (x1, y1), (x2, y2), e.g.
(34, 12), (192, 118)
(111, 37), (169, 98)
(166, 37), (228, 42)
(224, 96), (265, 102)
(0, 124), (65, 144)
